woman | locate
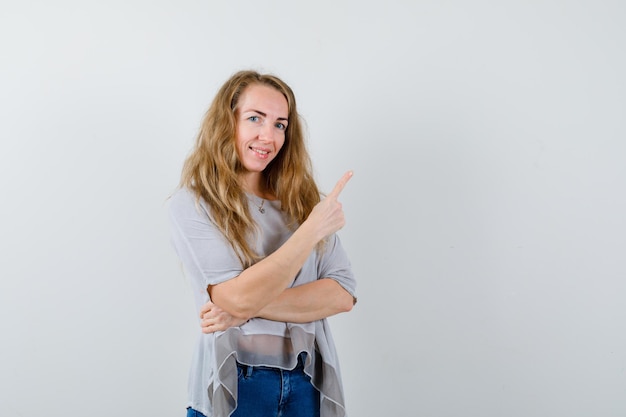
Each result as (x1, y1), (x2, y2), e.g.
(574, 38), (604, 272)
(168, 70), (357, 417)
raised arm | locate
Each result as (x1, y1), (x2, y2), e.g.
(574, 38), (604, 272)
(208, 171), (353, 321)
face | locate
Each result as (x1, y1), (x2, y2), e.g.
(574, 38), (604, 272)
(235, 84), (289, 181)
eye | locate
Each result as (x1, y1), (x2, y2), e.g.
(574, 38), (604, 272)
(275, 122), (287, 130)
(248, 116), (260, 122)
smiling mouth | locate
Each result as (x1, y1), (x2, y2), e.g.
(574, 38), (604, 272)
(250, 147), (269, 155)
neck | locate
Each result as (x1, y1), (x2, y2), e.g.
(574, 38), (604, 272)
(241, 172), (273, 199)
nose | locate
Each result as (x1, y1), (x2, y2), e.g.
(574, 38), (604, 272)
(258, 121), (275, 142)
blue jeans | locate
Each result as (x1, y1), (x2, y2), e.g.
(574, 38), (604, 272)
(187, 355), (320, 417)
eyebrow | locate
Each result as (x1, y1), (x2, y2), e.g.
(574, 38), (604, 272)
(247, 109), (289, 122)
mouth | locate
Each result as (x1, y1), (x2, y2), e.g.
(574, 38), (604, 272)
(250, 147), (270, 156)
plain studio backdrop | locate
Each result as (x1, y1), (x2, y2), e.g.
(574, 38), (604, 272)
(1, 1), (625, 416)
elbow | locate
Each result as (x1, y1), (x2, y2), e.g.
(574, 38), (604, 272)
(208, 284), (258, 321)
(336, 292), (356, 313)
(324, 279), (356, 314)
(224, 300), (258, 321)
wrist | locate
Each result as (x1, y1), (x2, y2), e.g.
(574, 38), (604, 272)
(297, 218), (324, 245)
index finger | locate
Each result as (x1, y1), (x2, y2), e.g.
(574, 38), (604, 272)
(327, 170), (353, 200)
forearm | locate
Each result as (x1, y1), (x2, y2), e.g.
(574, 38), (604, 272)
(209, 221), (320, 320)
(256, 278), (355, 323)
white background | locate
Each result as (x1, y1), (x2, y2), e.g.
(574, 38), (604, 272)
(1, 1), (625, 416)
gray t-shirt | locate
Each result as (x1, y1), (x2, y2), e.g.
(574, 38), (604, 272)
(168, 187), (357, 417)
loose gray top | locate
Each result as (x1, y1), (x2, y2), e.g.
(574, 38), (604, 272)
(168, 187), (357, 417)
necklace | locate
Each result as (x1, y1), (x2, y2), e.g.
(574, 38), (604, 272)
(255, 197), (266, 214)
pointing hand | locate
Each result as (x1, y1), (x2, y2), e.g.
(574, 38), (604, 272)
(306, 171), (353, 241)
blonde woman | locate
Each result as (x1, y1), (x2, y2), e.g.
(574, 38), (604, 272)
(168, 70), (357, 417)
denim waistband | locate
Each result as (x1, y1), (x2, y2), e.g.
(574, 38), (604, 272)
(236, 352), (307, 375)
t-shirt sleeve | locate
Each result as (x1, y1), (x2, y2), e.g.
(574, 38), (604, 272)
(317, 234), (357, 298)
(168, 188), (243, 289)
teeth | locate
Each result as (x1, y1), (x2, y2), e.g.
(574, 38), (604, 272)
(252, 148), (269, 155)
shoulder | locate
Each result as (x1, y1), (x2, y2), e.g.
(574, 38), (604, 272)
(169, 186), (195, 206)
(168, 187), (209, 219)
(168, 187), (194, 211)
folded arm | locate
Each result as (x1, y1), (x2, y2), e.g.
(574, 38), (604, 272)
(200, 278), (355, 333)
(257, 278), (355, 323)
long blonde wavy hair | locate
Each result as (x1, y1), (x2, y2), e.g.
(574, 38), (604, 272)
(179, 70), (321, 268)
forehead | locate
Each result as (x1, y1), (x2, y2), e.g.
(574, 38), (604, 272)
(238, 84), (289, 116)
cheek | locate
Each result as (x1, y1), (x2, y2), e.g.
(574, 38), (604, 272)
(276, 135), (286, 153)
(235, 128), (248, 150)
